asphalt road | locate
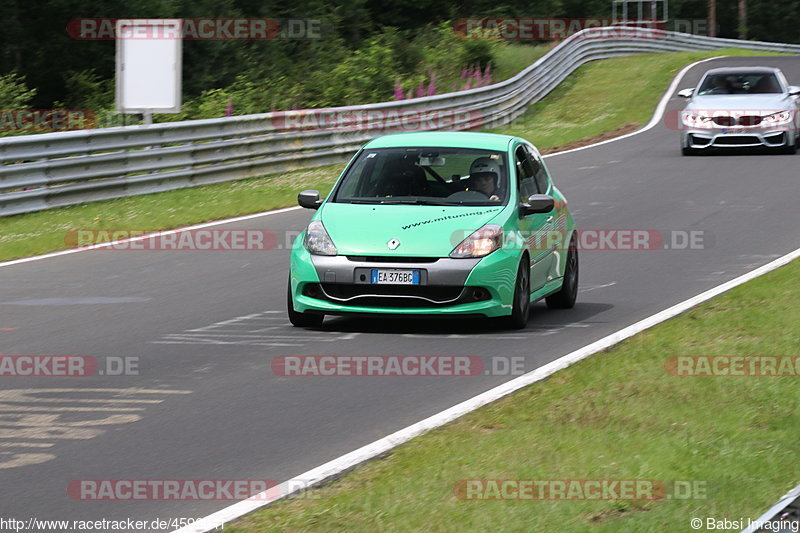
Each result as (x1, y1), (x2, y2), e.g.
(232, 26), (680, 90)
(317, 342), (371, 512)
(2, 56), (800, 531)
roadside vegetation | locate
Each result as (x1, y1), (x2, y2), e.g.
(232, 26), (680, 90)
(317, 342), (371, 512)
(0, 25), (547, 130)
(5, 0), (795, 120)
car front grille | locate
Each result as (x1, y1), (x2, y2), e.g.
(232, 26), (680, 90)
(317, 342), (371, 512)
(711, 115), (763, 126)
(303, 283), (490, 308)
(346, 256), (440, 263)
(714, 135), (761, 145)
(738, 115), (762, 126)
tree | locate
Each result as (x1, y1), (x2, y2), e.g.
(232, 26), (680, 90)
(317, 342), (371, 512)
(708, 0), (717, 37)
(0, 72), (35, 108)
(738, 0), (747, 39)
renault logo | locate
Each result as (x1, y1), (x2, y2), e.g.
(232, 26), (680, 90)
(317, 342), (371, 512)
(387, 238), (400, 250)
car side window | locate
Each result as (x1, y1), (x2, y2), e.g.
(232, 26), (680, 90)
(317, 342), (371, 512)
(515, 146), (538, 200)
(524, 146), (551, 194)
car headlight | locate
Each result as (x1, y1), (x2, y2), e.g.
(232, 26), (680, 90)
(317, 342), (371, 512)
(450, 224), (503, 258)
(761, 110), (793, 126)
(681, 112), (714, 129)
(303, 220), (337, 256)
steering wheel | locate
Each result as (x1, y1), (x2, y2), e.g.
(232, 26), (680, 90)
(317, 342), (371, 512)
(447, 190), (491, 201)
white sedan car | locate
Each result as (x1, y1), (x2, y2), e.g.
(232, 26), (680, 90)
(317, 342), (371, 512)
(678, 66), (800, 155)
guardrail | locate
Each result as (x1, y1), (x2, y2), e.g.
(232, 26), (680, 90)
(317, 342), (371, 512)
(2, 27), (799, 216)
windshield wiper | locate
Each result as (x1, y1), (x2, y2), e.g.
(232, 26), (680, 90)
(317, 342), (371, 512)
(380, 199), (462, 206)
(340, 198), (466, 206)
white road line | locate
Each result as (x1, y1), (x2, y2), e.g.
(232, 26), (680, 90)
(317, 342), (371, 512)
(192, 313), (270, 327)
(163, 333), (285, 338)
(152, 340), (304, 347)
(0, 442), (54, 448)
(172, 55), (771, 533)
(579, 281), (618, 293)
(166, 311), (343, 340)
(176, 243), (800, 533)
(0, 206), (302, 269)
(156, 334), (313, 340)
(403, 334), (528, 340)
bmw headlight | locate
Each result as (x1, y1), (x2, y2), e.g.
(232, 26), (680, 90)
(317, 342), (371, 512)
(761, 110), (793, 126)
(303, 221), (337, 256)
(681, 111), (714, 129)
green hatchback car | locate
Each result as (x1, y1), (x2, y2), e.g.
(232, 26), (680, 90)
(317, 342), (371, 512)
(287, 131), (578, 329)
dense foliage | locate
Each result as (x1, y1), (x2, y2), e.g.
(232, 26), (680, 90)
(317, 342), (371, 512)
(0, 0), (796, 123)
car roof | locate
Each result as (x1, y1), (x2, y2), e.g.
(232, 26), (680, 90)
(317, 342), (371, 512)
(703, 66), (782, 75)
(364, 131), (516, 151)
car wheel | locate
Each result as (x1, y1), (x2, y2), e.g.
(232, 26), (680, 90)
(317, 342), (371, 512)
(682, 147), (697, 156)
(503, 256), (530, 330)
(546, 235), (578, 309)
(287, 279), (324, 327)
(781, 143), (797, 155)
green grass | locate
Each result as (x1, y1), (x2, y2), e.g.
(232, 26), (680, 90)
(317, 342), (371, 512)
(226, 258), (800, 533)
(0, 47), (787, 262)
(491, 43), (552, 81)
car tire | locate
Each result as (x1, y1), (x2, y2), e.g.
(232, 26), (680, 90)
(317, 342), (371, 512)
(502, 256), (531, 330)
(682, 147), (698, 156)
(546, 235), (579, 310)
(781, 143), (797, 155)
(287, 279), (324, 327)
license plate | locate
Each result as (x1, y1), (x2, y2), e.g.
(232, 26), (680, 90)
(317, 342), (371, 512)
(370, 269), (420, 285)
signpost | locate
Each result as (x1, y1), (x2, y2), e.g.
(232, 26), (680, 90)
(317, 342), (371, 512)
(116, 19), (182, 124)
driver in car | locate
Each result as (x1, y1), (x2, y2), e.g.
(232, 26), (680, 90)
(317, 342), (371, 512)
(467, 157), (502, 201)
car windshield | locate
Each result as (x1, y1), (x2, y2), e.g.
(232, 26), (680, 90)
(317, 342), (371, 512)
(332, 147), (510, 206)
(697, 72), (783, 95)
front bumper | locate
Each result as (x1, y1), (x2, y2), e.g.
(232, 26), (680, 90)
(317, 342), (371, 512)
(289, 248), (518, 317)
(682, 127), (797, 150)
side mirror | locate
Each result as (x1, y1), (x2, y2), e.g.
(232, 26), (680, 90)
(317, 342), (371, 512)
(519, 194), (555, 217)
(298, 189), (323, 210)
(677, 88), (694, 99)
(788, 86), (800, 96)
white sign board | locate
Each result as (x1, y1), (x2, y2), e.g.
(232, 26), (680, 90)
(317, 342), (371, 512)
(116, 19), (182, 114)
